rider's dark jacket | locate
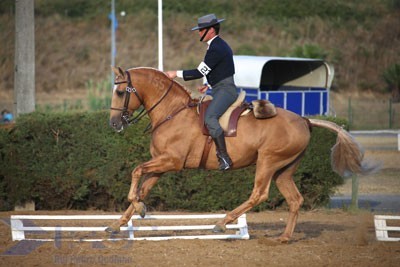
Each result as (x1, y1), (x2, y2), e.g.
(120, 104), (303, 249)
(181, 36), (235, 87)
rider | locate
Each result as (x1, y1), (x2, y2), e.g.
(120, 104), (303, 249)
(166, 14), (237, 171)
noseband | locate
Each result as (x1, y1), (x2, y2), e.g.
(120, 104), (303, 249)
(110, 70), (175, 129)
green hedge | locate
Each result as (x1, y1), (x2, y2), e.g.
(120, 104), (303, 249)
(0, 111), (151, 211)
(0, 111), (346, 211)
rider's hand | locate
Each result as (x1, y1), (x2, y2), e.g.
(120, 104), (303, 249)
(197, 85), (209, 94)
(165, 71), (177, 79)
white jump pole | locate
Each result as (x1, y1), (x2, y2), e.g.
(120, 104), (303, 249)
(10, 214), (249, 242)
(374, 215), (400, 241)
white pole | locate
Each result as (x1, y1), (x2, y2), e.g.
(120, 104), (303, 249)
(110, 0), (116, 85)
(398, 133), (400, 151)
(158, 0), (163, 71)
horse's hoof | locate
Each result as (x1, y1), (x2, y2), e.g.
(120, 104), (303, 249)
(136, 202), (147, 218)
(105, 222), (121, 234)
(212, 223), (226, 233)
(276, 235), (290, 243)
(105, 226), (120, 234)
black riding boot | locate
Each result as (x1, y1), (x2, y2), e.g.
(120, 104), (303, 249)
(213, 133), (233, 171)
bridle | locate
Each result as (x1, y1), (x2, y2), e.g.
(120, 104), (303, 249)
(110, 70), (195, 133)
(110, 70), (146, 126)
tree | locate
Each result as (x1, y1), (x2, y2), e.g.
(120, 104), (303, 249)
(382, 63), (400, 102)
(14, 0), (35, 116)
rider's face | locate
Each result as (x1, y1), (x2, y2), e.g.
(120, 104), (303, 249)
(198, 27), (214, 42)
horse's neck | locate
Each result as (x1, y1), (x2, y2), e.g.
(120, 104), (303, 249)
(137, 69), (192, 124)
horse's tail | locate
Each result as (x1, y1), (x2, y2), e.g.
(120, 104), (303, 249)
(308, 118), (380, 177)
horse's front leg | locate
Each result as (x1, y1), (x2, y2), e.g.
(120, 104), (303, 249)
(126, 165), (146, 211)
(124, 171), (163, 221)
(105, 165), (146, 233)
(106, 155), (181, 233)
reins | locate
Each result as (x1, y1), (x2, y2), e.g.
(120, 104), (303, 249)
(151, 98), (197, 133)
(111, 70), (196, 133)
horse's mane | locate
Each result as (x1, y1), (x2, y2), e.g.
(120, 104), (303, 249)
(128, 67), (194, 99)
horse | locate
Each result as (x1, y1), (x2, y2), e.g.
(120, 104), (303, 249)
(108, 66), (376, 242)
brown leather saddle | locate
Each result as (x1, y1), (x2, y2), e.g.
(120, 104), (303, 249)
(197, 91), (277, 169)
(198, 91), (249, 137)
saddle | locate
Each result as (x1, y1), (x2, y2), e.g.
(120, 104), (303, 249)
(198, 91), (277, 137)
(197, 91), (277, 169)
(198, 91), (249, 137)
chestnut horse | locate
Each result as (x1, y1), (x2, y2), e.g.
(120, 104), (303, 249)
(108, 67), (375, 242)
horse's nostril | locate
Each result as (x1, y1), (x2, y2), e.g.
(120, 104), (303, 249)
(110, 120), (117, 128)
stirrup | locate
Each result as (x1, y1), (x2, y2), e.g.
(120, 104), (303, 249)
(218, 155), (232, 171)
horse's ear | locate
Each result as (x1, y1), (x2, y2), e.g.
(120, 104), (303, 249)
(111, 66), (125, 77)
(111, 66), (119, 75)
(118, 67), (124, 77)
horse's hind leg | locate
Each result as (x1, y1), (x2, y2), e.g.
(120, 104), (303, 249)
(274, 160), (304, 242)
(213, 159), (277, 232)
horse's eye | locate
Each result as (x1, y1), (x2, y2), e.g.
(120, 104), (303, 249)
(116, 90), (125, 97)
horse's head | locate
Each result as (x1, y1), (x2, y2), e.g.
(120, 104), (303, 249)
(109, 66), (143, 132)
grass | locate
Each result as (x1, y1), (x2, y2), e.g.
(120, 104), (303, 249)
(1, 1), (399, 94)
(1, 1), (399, 129)
(335, 169), (400, 195)
(35, 99), (84, 113)
(331, 92), (400, 130)
(35, 79), (112, 112)
(87, 79), (112, 111)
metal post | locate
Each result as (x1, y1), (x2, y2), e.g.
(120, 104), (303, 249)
(14, 0), (35, 116)
(110, 0), (116, 86)
(398, 133), (400, 151)
(350, 175), (359, 210)
(158, 0), (163, 71)
(389, 98), (392, 129)
(348, 97), (352, 130)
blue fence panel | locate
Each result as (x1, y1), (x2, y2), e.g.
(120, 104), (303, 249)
(259, 91), (268, 101)
(304, 91), (321, 115)
(229, 87), (328, 116)
(286, 92), (303, 115)
(267, 92), (285, 109)
(322, 91), (328, 114)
